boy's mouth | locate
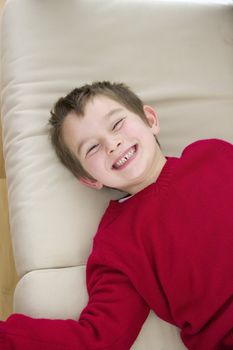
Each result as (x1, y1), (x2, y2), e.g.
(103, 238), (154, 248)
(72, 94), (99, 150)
(112, 144), (137, 170)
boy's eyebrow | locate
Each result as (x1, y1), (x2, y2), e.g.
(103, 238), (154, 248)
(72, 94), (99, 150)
(77, 107), (124, 155)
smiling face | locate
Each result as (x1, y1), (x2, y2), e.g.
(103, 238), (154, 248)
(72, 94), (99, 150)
(62, 95), (166, 194)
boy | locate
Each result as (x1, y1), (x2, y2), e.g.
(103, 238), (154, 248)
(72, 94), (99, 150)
(0, 81), (233, 350)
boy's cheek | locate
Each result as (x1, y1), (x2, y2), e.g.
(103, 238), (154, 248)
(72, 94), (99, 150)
(84, 156), (102, 175)
(122, 124), (142, 138)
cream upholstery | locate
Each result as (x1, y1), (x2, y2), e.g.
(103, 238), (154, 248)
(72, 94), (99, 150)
(1, 0), (233, 348)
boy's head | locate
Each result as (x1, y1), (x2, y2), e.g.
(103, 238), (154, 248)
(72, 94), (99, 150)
(49, 81), (165, 194)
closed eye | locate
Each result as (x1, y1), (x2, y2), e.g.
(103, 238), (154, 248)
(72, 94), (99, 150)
(112, 118), (124, 131)
(87, 144), (99, 155)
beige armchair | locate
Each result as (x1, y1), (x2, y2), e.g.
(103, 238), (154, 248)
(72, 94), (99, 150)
(1, 0), (233, 348)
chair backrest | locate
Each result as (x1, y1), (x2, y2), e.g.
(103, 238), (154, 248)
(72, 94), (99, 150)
(1, 0), (233, 348)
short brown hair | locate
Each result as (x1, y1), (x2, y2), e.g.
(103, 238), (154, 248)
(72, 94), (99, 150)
(49, 81), (160, 180)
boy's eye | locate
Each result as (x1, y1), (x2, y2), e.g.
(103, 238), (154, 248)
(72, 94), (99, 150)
(112, 118), (124, 131)
(86, 144), (98, 155)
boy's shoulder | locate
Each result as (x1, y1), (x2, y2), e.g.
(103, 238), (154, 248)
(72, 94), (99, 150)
(181, 138), (233, 158)
(178, 138), (233, 180)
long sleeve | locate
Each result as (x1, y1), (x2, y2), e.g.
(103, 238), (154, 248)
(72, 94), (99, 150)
(0, 250), (150, 350)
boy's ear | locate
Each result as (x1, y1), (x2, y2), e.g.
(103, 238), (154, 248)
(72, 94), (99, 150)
(78, 177), (103, 190)
(143, 105), (160, 135)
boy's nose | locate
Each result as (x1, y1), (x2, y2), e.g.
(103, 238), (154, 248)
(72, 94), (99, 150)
(106, 138), (122, 154)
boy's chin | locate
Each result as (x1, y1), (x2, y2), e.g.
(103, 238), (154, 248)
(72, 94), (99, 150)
(103, 185), (127, 193)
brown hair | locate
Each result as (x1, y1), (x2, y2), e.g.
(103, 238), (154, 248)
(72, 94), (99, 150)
(49, 81), (160, 180)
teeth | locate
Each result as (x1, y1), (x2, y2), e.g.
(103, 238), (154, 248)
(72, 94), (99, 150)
(114, 147), (135, 168)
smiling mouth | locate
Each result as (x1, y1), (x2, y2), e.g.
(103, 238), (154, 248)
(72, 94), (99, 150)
(112, 145), (137, 170)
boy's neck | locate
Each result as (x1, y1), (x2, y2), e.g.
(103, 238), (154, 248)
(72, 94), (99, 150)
(123, 155), (167, 195)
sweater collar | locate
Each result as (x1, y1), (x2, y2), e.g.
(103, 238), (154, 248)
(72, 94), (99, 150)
(109, 156), (179, 208)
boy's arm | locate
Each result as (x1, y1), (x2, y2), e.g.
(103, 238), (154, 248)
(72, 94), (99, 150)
(0, 256), (150, 349)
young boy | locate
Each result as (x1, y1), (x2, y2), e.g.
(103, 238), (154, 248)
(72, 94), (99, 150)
(0, 81), (233, 350)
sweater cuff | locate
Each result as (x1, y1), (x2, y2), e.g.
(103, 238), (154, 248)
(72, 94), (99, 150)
(0, 321), (10, 349)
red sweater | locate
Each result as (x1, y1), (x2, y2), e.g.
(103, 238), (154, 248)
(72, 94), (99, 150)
(1, 139), (233, 350)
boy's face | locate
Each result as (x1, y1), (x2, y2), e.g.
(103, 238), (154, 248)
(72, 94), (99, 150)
(62, 95), (166, 194)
